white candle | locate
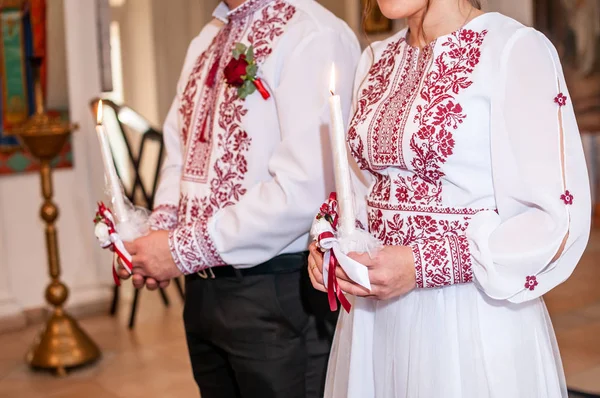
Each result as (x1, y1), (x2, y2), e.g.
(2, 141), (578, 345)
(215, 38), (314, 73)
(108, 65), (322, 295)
(328, 64), (355, 238)
(96, 100), (129, 222)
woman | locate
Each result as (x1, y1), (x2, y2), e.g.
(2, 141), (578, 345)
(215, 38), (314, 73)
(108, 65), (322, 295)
(308, 0), (591, 397)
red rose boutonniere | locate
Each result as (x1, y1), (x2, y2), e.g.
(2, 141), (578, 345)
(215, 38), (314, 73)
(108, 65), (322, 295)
(224, 43), (270, 100)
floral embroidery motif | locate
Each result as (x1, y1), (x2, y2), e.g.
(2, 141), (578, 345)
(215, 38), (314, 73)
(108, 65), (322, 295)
(149, 204), (179, 231)
(348, 28), (488, 289)
(171, 0), (296, 272)
(171, 194), (224, 273)
(181, 25), (238, 183)
(395, 29), (488, 206)
(525, 275), (538, 291)
(368, 46), (433, 170)
(554, 93), (567, 107)
(367, 203), (478, 288)
(347, 39), (404, 172)
(560, 190), (574, 205)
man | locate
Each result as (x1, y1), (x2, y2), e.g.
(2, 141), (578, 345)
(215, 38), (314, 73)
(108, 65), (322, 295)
(118, 0), (360, 397)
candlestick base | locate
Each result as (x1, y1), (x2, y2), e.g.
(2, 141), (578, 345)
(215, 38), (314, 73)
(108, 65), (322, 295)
(26, 310), (101, 375)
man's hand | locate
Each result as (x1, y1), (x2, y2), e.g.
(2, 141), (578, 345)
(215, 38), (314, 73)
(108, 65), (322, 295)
(116, 258), (170, 290)
(120, 230), (183, 289)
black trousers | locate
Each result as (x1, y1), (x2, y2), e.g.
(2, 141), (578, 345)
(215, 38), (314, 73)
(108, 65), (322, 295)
(183, 252), (338, 398)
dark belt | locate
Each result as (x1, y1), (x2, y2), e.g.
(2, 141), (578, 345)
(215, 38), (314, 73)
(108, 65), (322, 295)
(185, 252), (308, 281)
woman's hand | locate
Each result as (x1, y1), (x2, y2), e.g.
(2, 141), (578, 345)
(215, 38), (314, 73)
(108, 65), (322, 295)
(343, 245), (416, 300)
(308, 242), (417, 301)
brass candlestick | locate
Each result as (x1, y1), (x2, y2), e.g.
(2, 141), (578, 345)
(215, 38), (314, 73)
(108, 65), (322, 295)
(14, 57), (100, 376)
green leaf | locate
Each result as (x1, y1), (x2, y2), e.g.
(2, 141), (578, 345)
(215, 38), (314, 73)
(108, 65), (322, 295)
(246, 81), (256, 96)
(236, 43), (247, 54)
(232, 43), (247, 60)
(245, 45), (255, 63)
(237, 86), (247, 99)
(237, 80), (256, 99)
(246, 64), (258, 79)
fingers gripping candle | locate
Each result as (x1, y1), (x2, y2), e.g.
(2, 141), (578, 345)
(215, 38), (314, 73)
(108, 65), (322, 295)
(328, 64), (355, 239)
(95, 100), (129, 223)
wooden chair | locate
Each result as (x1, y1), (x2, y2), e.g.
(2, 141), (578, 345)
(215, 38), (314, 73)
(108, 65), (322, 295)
(90, 98), (184, 329)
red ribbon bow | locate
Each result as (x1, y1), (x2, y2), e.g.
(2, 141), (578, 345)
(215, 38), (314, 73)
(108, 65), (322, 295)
(94, 202), (133, 286)
(317, 193), (352, 313)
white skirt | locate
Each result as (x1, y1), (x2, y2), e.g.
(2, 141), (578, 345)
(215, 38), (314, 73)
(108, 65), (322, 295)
(324, 283), (567, 398)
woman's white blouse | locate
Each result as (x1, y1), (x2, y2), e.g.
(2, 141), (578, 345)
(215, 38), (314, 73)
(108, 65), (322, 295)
(348, 12), (591, 303)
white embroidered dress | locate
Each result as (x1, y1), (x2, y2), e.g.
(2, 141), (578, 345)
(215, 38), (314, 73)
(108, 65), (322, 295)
(149, 0), (360, 272)
(325, 13), (591, 398)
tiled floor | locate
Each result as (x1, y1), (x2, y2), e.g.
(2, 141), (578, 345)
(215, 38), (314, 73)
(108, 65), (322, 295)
(1, 231), (600, 398)
(0, 287), (197, 398)
(547, 230), (600, 396)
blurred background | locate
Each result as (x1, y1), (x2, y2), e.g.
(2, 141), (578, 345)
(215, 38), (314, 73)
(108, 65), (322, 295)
(0, 0), (598, 397)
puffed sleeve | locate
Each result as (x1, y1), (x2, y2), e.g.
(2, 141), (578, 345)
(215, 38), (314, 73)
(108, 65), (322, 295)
(467, 28), (591, 303)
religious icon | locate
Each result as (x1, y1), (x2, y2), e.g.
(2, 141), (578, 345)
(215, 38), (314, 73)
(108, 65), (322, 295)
(360, 0), (393, 34)
(536, 0), (600, 132)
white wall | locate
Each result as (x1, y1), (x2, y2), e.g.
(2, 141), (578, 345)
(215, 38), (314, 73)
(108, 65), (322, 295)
(485, 0), (533, 25)
(0, 0), (112, 322)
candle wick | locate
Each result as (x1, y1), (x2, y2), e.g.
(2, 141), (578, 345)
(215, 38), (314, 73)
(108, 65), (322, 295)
(330, 90), (335, 96)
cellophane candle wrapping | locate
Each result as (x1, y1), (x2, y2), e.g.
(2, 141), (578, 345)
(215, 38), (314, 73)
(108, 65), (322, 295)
(311, 217), (381, 257)
(310, 197), (382, 259)
(104, 179), (150, 242)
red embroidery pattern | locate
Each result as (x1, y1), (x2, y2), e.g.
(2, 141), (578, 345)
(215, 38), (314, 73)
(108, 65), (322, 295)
(367, 205), (474, 288)
(369, 46), (433, 170)
(525, 275), (538, 291)
(171, 0), (296, 272)
(395, 29), (488, 206)
(348, 39), (404, 172)
(560, 190), (574, 205)
(181, 24), (243, 183)
(248, 1), (297, 61)
(348, 28), (488, 289)
(149, 204), (179, 231)
(368, 200), (486, 215)
(170, 194), (224, 273)
(554, 93), (567, 107)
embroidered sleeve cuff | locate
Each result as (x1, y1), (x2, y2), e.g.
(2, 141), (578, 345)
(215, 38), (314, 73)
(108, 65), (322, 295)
(411, 234), (474, 289)
(149, 204), (179, 231)
(168, 219), (227, 274)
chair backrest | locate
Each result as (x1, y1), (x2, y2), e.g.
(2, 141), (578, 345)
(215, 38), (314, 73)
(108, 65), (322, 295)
(89, 98), (164, 210)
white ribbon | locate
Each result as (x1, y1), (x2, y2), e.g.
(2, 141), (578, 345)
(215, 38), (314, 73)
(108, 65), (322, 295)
(319, 224), (372, 291)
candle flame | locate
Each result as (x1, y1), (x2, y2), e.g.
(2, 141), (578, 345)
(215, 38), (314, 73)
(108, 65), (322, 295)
(329, 63), (336, 96)
(96, 100), (103, 125)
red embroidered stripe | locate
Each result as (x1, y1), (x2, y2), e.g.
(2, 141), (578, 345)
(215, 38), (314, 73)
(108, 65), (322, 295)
(149, 204), (179, 231)
(411, 243), (424, 289)
(169, 219), (226, 274)
(367, 199), (490, 215)
(411, 234), (474, 289)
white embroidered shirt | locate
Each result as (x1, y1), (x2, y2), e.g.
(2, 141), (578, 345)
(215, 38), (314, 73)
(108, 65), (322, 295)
(149, 0), (361, 273)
